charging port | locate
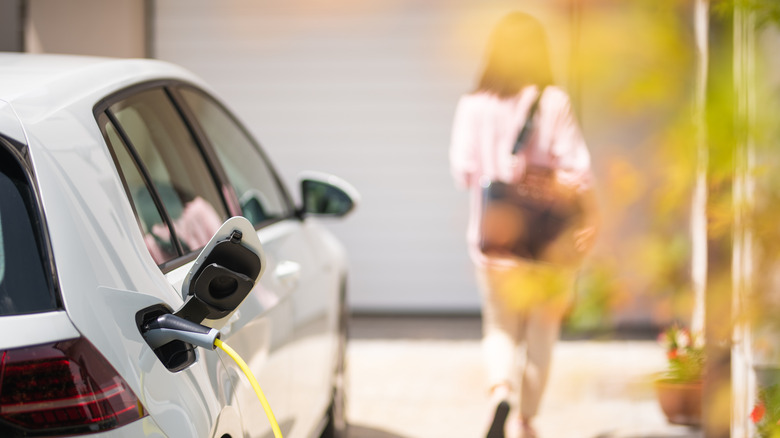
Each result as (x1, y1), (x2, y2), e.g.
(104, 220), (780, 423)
(136, 304), (197, 372)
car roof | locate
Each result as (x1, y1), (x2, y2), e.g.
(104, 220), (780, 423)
(0, 52), (206, 128)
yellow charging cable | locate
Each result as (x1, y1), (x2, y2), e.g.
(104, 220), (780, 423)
(214, 338), (283, 438)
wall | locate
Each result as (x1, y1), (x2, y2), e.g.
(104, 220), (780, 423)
(17, 1), (697, 321)
(152, 0), (577, 314)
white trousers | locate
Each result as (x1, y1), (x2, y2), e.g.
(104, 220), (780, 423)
(476, 263), (575, 420)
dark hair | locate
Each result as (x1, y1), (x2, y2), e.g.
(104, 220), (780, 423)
(476, 12), (554, 97)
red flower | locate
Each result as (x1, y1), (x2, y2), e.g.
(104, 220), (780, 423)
(667, 349), (678, 360)
(751, 403), (766, 423)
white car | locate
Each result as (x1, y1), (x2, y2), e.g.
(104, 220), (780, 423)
(0, 53), (356, 438)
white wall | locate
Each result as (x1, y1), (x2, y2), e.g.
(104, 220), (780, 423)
(153, 0), (574, 313)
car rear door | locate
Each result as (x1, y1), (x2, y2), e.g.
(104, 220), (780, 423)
(96, 84), (295, 437)
(173, 86), (343, 438)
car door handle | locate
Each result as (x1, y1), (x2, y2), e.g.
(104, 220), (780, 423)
(274, 260), (301, 290)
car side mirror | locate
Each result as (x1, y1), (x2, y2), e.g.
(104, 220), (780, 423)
(174, 216), (266, 324)
(299, 171), (360, 218)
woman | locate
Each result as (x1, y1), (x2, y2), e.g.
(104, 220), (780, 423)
(449, 12), (598, 438)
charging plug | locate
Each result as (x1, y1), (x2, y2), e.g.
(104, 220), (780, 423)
(142, 313), (220, 350)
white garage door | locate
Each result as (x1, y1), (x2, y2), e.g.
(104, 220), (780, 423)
(153, 1), (570, 313)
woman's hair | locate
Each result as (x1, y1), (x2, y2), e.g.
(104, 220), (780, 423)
(476, 12), (554, 97)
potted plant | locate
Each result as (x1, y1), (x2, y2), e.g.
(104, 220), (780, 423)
(751, 384), (780, 437)
(654, 325), (705, 426)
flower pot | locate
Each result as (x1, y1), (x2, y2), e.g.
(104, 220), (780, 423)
(654, 379), (702, 426)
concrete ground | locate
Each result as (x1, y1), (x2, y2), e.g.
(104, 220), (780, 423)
(345, 315), (703, 438)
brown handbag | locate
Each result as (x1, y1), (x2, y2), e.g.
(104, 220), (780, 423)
(479, 90), (585, 266)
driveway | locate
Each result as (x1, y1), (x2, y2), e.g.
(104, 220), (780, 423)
(346, 315), (702, 438)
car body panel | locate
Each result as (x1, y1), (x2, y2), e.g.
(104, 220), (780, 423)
(0, 100), (27, 147)
(26, 131), (227, 436)
(0, 311), (80, 350)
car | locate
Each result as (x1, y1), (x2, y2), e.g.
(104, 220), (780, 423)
(0, 52), (357, 438)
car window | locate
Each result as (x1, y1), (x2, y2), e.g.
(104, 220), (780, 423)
(101, 115), (178, 264)
(0, 144), (58, 315)
(178, 88), (291, 227)
(108, 88), (228, 256)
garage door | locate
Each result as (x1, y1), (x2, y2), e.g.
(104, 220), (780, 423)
(153, 0), (569, 313)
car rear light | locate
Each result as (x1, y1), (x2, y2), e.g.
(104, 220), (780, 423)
(0, 338), (146, 435)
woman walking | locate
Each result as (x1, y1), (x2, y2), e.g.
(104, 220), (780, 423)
(449, 12), (598, 438)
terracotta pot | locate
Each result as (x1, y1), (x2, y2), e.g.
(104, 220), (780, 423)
(654, 379), (702, 426)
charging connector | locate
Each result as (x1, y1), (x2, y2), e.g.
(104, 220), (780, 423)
(140, 312), (283, 438)
(142, 313), (220, 350)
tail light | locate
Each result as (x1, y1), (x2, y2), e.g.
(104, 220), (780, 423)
(0, 338), (146, 435)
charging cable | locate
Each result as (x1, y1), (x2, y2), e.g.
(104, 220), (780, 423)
(214, 338), (283, 438)
(142, 314), (283, 438)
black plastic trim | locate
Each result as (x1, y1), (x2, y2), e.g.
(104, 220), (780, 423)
(167, 84), (299, 227)
(92, 78), (303, 273)
(99, 110), (186, 258)
(164, 86), (242, 219)
(162, 86), (233, 218)
(93, 80), (233, 273)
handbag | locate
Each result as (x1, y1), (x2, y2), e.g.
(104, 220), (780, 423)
(479, 89), (586, 266)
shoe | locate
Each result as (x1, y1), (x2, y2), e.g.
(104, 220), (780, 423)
(486, 400), (510, 438)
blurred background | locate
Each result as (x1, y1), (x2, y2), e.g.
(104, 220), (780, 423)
(4, 0), (780, 435)
(0, 0), (718, 320)
(2, 0), (774, 321)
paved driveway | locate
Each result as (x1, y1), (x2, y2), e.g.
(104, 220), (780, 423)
(345, 315), (702, 438)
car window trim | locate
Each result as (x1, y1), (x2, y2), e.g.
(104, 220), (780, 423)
(95, 113), (144, 232)
(97, 111), (187, 259)
(168, 84), (298, 230)
(103, 85), (232, 224)
(95, 81), (239, 222)
(95, 81), (234, 272)
(162, 86), (243, 219)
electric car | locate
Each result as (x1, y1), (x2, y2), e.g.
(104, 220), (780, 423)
(0, 53), (355, 438)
